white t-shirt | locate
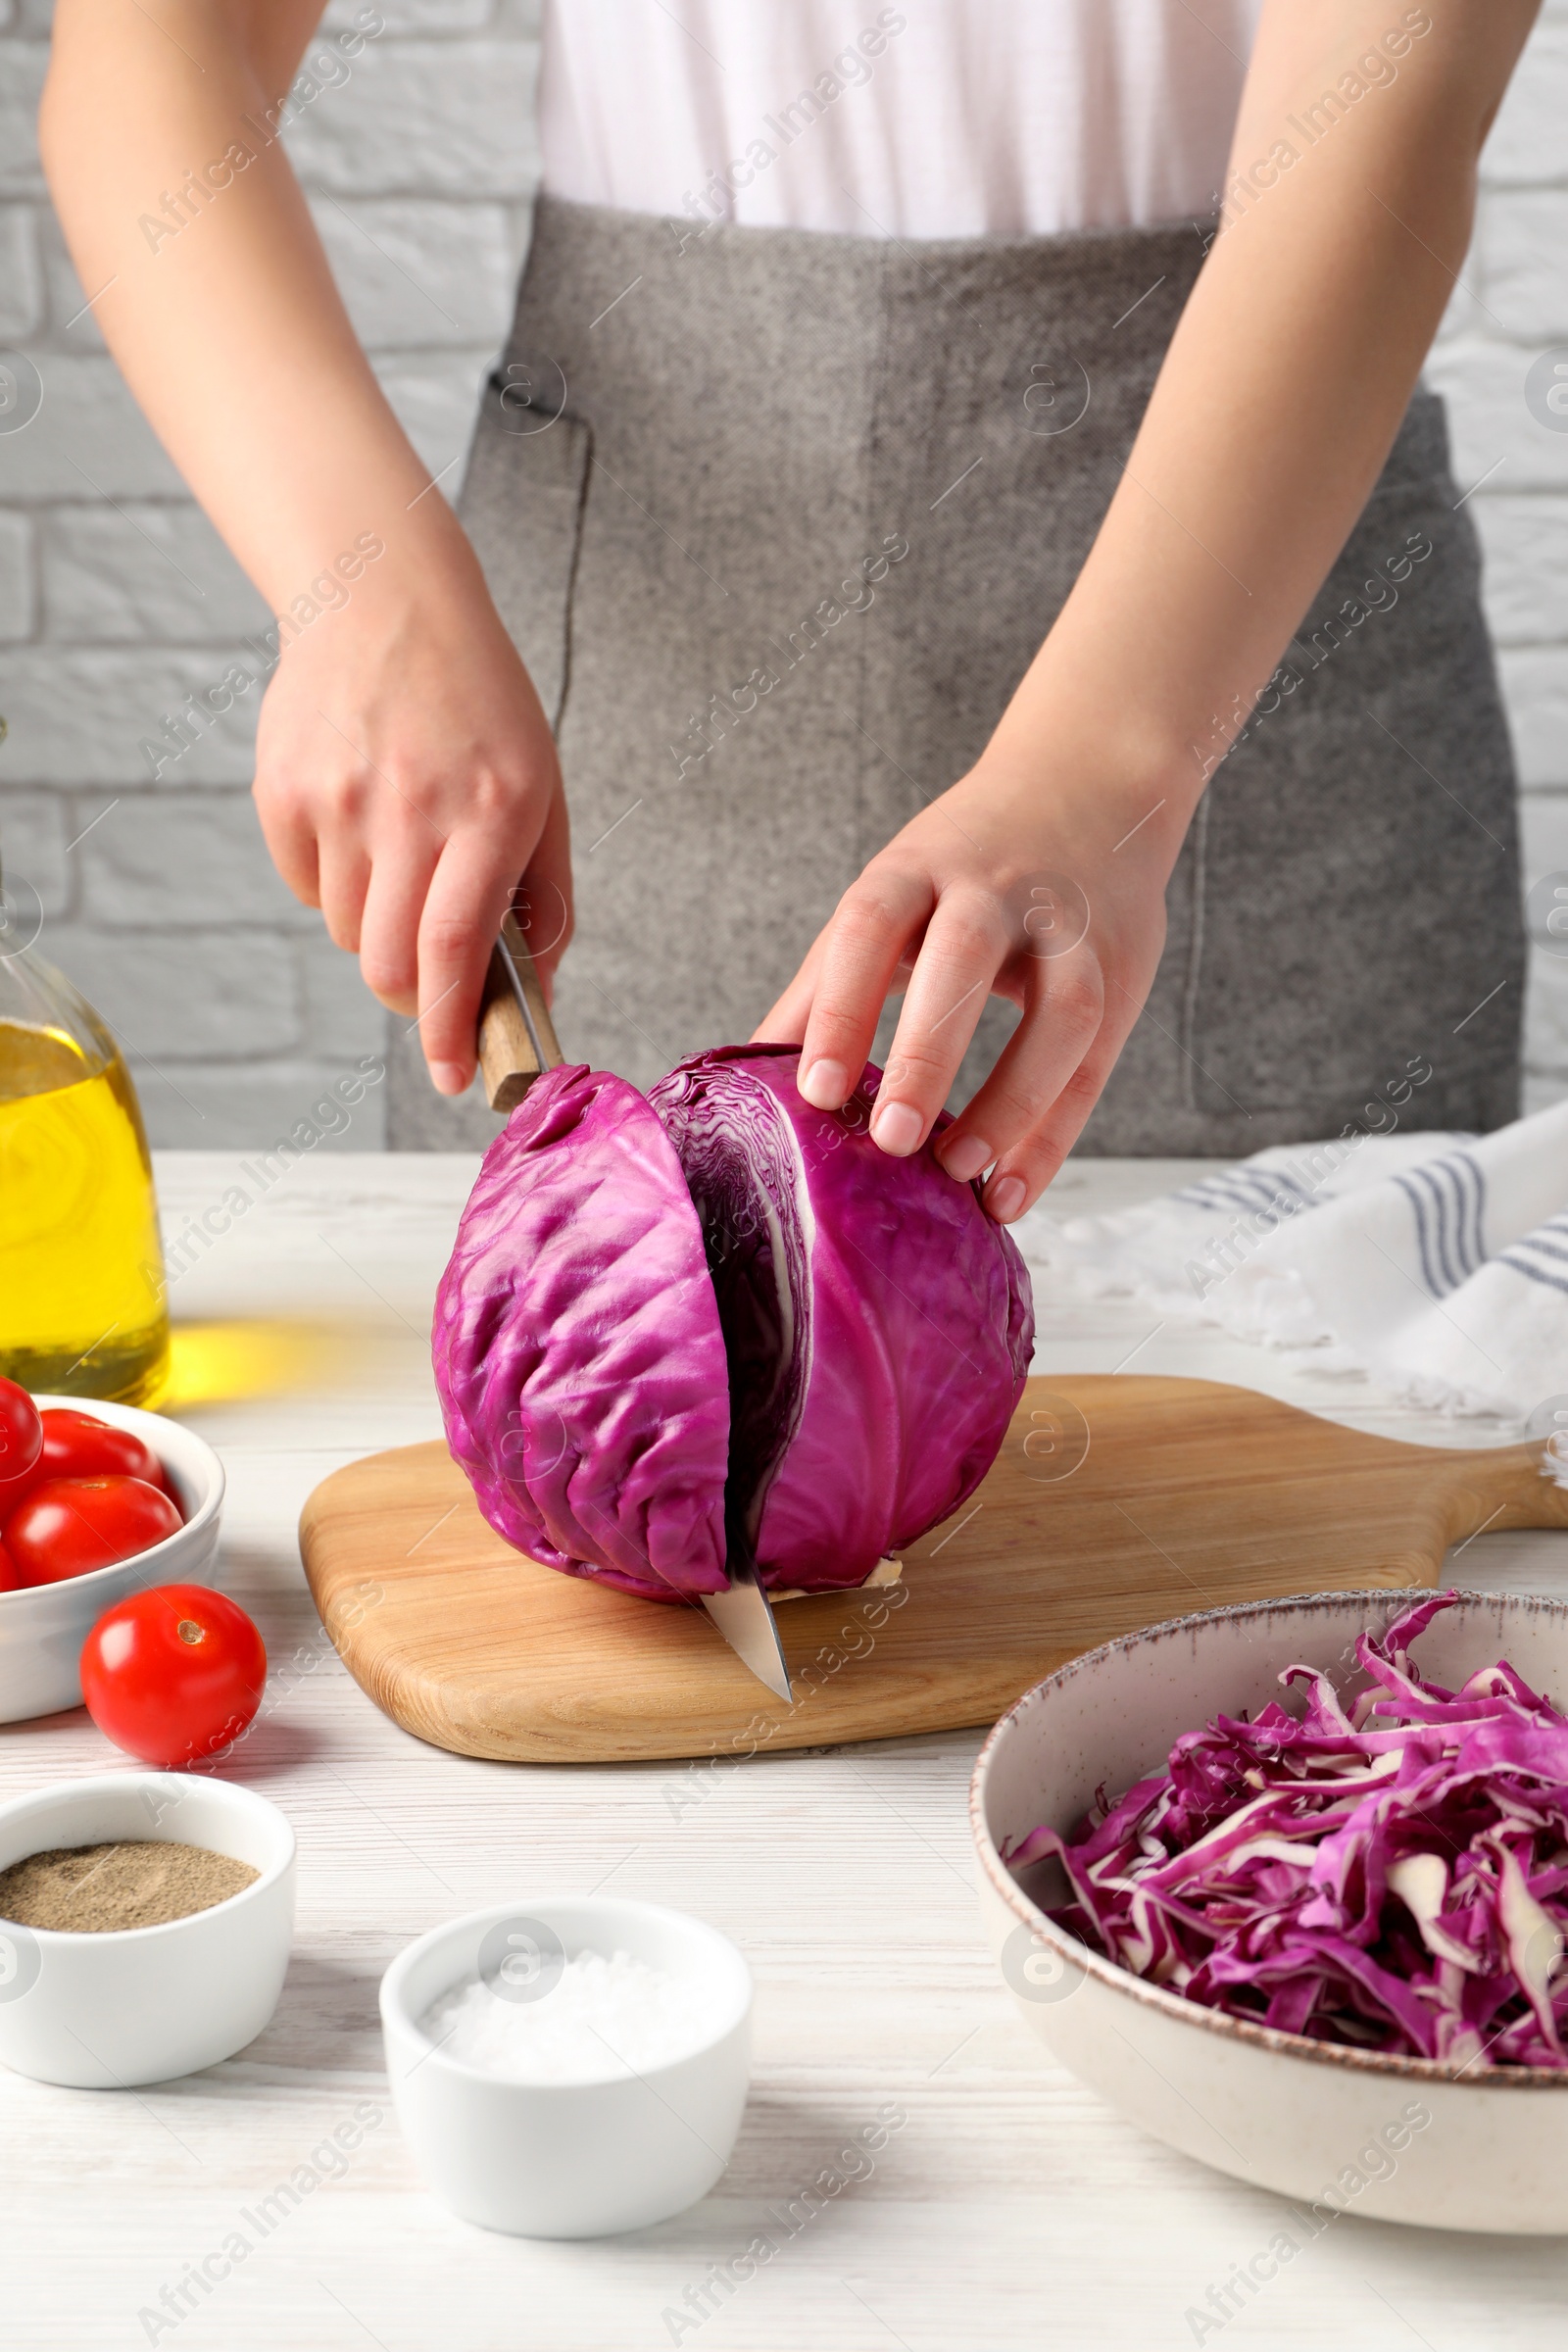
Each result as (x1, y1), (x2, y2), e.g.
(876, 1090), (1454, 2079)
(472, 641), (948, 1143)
(537, 1), (1265, 241)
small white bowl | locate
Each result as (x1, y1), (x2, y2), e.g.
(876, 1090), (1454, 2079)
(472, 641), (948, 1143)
(971, 1590), (1568, 2234)
(0, 1772), (294, 2087)
(0, 1396), (225, 1724)
(380, 1896), (752, 2237)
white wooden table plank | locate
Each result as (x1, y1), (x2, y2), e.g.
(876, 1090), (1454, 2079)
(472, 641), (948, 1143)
(1, 1150), (1564, 2352)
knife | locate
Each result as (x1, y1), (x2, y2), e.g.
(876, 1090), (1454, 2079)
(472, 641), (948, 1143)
(701, 1523), (793, 1703)
(478, 909), (566, 1110)
(475, 913), (794, 1702)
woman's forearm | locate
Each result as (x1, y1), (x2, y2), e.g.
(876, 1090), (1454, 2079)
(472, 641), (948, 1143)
(989, 0), (1540, 854)
(39, 0), (472, 612)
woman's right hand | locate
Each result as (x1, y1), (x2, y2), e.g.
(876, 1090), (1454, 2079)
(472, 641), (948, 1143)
(252, 548), (571, 1097)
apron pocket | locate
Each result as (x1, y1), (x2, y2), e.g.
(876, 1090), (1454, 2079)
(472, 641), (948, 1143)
(457, 367), (593, 733)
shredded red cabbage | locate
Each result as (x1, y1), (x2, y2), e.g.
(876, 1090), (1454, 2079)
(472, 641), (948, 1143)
(1004, 1594), (1568, 2069)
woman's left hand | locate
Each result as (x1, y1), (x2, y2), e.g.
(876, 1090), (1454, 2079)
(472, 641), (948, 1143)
(753, 739), (1188, 1223)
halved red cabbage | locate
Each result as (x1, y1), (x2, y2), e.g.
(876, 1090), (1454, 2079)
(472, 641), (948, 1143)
(649, 1048), (1033, 1592)
(433, 1064), (731, 1600)
(433, 1047), (1033, 1601)
(1004, 1592), (1568, 2070)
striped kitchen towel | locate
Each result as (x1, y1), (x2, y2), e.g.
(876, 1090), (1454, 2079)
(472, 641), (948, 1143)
(1015, 1101), (1568, 1435)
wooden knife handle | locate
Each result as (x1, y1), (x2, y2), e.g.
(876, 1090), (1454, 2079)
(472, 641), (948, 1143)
(477, 911), (565, 1112)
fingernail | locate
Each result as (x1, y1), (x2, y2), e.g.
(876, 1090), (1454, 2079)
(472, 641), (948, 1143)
(941, 1135), (992, 1183)
(986, 1174), (1026, 1222)
(430, 1060), (467, 1097)
(870, 1100), (924, 1156)
(800, 1058), (849, 1109)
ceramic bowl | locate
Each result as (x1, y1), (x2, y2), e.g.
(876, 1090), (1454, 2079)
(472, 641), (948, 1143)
(0, 1396), (225, 1724)
(971, 1589), (1568, 2234)
(380, 1896), (752, 2237)
(0, 1772), (294, 2087)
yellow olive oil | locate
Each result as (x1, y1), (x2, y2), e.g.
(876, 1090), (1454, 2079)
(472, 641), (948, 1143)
(0, 1017), (170, 1402)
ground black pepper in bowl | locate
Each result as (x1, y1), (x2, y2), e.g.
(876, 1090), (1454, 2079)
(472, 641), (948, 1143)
(0, 1840), (258, 1932)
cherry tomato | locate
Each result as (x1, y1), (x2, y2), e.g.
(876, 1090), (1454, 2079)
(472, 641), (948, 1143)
(0, 1378), (42, 1511)
(32, 1408), (176, 1504)
(81, 1584), (267, 1767)
(4, 1476), (182, 1586)
(0, 1540), (19, 1593)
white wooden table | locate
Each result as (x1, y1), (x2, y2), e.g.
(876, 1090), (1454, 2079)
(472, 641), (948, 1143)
(3, 1151), (1566, 2352)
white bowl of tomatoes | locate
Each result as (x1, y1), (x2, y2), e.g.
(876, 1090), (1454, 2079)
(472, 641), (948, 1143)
(0, 1387), (224, 1726)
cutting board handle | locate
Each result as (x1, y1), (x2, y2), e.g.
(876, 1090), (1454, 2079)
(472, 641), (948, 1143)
(478, 910), (565, 1112)
(1436, 1439), (1568, 1546)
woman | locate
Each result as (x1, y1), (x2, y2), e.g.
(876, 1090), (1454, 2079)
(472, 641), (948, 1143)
(41, 1), (1537, 1217)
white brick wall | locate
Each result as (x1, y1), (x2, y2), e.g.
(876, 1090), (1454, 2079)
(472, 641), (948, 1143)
(1428, 0), (1568, 1117)
(0, 0), (1564, 1144)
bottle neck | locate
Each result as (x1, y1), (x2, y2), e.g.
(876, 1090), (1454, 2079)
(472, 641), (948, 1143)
(0, 949), (117, 1098)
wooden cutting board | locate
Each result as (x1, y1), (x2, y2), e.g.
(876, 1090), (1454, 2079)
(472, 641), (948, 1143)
(298, 1376), (1568, 1764)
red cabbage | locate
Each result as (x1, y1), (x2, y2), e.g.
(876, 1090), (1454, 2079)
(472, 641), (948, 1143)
(1004, 1593), (1568, 2069)
(650, 1048), (1034, 1592)
(433, 1064), (731, 1600)
(433, 1048), (1033, 1602)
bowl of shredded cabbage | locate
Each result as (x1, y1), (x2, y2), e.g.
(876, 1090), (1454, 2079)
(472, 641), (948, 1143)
(971, 1589), (1568, 2232)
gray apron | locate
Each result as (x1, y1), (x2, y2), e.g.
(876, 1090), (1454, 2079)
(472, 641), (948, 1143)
(388, 194), (1523, 1153)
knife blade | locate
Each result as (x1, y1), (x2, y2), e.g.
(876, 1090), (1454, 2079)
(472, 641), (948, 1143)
(701, 1538), (792, 1702)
